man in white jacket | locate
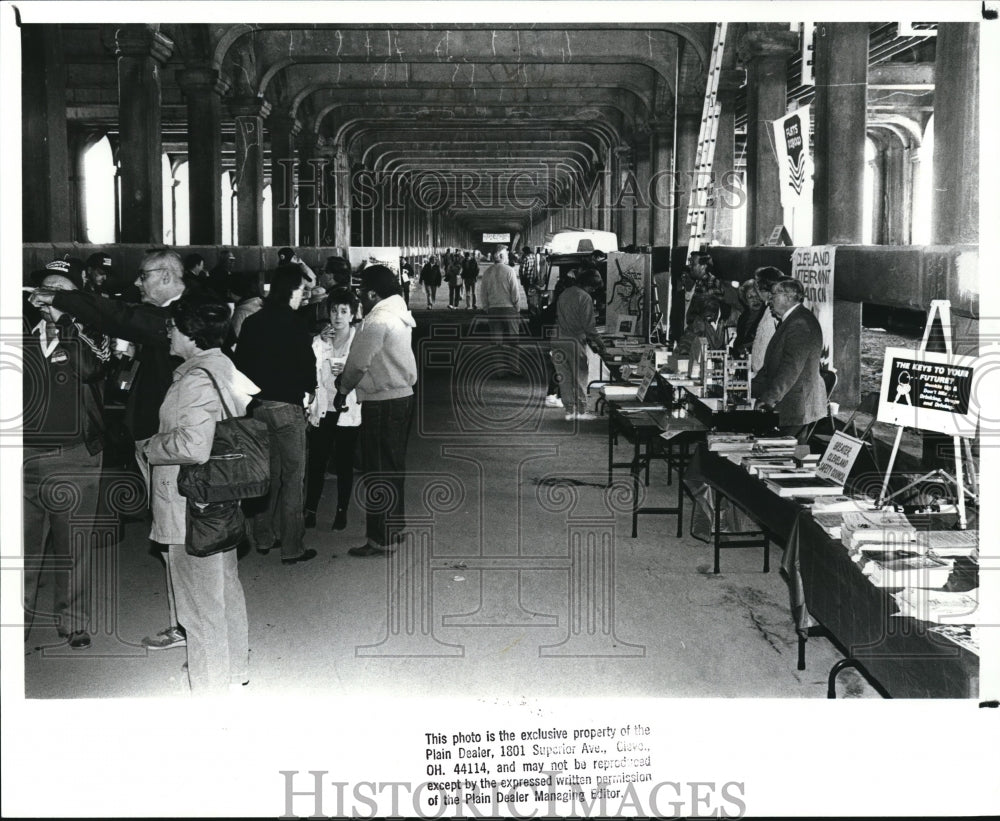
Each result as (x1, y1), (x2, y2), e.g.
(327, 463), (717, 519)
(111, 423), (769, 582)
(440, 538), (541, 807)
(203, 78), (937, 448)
(335, 266), (418, 557)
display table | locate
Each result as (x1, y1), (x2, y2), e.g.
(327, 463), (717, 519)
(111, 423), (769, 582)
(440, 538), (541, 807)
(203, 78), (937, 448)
(783, 510), (979, 698)
(683, 446), (800, 573)
(606, 401), (706, 538)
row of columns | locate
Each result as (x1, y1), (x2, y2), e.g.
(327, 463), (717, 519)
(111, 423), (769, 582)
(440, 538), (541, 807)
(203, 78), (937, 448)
(22, 23), (980, 254)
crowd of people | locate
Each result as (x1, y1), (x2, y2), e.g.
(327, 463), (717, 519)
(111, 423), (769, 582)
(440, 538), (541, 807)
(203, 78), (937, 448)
(24, 247), (417, 694)
(21, 241), (825, 694)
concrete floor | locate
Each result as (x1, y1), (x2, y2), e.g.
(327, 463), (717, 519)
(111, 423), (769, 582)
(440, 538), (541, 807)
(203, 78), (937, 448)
(23, 307), (878, 699)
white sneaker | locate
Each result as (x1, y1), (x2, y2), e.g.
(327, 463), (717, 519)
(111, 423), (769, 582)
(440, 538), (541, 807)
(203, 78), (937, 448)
(564, 412), (576, 421)
(575, 412), (599, 421)
(544, 395), (564, 408)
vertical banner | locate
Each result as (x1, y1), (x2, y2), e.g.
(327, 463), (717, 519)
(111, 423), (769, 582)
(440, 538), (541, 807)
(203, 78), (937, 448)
(773, 105), (813, 210)
(790, 245), (836, 370)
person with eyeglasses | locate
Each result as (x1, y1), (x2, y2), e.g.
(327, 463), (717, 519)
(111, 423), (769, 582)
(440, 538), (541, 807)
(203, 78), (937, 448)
(28, 248), (191, 652)
(748, 266), (785, 375)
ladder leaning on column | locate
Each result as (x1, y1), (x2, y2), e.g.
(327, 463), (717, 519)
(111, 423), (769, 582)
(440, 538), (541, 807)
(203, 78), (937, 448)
(650, 23), (728, 343)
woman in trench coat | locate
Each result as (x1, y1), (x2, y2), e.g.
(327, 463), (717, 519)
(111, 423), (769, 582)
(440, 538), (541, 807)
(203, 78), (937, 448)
(138, 291), (259, 695)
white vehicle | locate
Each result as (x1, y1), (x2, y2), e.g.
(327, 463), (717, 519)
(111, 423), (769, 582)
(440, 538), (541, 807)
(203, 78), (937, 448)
(542, 228), (619, 255)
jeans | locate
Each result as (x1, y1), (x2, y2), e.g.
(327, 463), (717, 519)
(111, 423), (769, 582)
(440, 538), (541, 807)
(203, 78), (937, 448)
(551, 340), (588, 414)
(360, 395), (414, 547)
(23, 443), (102, 636)
(305, 414), (360, 513)
(168, 542), (249, 695)
(250, 400), (307, 559)
(462, 279), (477, 309)
(448, 283), (462, 307)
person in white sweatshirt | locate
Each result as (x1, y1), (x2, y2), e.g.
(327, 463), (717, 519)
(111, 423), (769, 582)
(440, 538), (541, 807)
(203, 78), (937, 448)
(334, 266), (418, 557)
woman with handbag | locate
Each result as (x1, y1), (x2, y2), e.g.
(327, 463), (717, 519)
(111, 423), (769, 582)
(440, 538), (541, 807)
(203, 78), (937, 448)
(138, 292), (259, 696)
(304, 288), (362, 531)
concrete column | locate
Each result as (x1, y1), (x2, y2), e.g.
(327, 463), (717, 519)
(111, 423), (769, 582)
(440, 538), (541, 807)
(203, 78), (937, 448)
(296, 135), (321, 246)
(615, 146), (635, 247)
(672, 97), (701, 250)
(22, 25), (71, 242)
(267, 114), (300, 247)
(634, 140), (652, 247)
(812, 24), (868, 411)
(178, 66), (226, 244)
(739, 28), (798, 246)
(229, 97), (271, 246)
(705, 70), (742, 246)
(932, 23), (979, 244)
(649, 119), (674, 247)
(115, 25), (173, 245)
(812, 23), (868, 244)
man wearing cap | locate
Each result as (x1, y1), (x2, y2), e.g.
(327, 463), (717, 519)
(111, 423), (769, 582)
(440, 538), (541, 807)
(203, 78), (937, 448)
(334, 266), (417, 557)
(84, 252), (114, 297)
(208, 249), (237, 301)
(29, 249), (190, 651)
(23, 261), (110, 649)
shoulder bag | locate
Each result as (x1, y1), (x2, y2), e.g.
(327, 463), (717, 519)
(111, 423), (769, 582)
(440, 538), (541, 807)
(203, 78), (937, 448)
(177, 367), (270, 503)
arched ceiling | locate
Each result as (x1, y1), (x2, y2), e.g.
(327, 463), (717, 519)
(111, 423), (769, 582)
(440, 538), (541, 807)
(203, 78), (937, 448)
(60, 21), (938, 236)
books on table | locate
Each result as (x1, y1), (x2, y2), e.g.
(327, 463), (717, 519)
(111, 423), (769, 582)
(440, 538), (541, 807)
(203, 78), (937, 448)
(842, 509), (918, 549)
(707, 433), (755, 452)
(764, 474), (844, 497)
(810, 495), (879, 513)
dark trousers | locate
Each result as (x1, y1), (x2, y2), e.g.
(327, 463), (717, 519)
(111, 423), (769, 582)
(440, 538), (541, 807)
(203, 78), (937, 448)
(23, 443), (102, 635)
(360, 395), (414, 547)
(250, 400), (306, 559)
(448, 282), (462, 307)
(305, 414), (360, 513)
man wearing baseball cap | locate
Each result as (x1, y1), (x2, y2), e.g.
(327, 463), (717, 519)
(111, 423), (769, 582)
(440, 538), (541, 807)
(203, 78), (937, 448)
(29, 249), (190, 651)
(85, 252), (114, 297)
(23, 261), (111, 649)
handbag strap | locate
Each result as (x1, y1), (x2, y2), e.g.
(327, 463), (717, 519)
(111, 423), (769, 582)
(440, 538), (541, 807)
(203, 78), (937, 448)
(190, 367), (234, 420)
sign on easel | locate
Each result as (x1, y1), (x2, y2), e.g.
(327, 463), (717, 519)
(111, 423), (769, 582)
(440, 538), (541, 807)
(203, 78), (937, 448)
(876, 300), (979, 529)
(877, 347), (977, 438)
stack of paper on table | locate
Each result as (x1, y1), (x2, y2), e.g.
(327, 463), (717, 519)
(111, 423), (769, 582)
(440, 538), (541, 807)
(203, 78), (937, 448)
(841, 509), (917, 549)
(707, 433), (755, 452)
(917, 529), (979, 559)
(862, 554), (953, 588)
(893, 587), (980, 624)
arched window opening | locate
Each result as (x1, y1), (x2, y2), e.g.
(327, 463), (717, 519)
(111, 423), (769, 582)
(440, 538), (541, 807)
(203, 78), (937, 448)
(173, 161), (190, 246)
(82, 136), (115, 244)
(263, 184), (273, 247)
(221, 171), (237, 246)
(862, 137), (877, 246)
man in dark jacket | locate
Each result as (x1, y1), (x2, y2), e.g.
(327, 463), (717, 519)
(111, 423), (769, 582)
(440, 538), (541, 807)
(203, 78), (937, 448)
(751, 278), (827, 443)
(29, 249), (189, 650)
(23, 263), (110, 649)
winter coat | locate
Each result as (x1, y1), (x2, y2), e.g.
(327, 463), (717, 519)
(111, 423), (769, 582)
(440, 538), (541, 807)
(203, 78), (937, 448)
(138, 349), (259, 546)
(339, 295), (418, 402)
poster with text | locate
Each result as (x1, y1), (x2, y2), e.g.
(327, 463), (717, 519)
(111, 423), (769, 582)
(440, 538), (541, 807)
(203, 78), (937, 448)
(773, 105), (814, 210)
(877, 347), (978, 438)
(791, 245), (835, 370)
(605, 252), (651, 338)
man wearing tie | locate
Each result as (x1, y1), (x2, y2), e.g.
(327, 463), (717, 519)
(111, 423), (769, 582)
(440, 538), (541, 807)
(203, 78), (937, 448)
(751, 278), (826, 444)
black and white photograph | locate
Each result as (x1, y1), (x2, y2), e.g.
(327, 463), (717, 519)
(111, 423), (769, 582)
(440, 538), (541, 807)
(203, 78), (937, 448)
(2, 1), (998, 817)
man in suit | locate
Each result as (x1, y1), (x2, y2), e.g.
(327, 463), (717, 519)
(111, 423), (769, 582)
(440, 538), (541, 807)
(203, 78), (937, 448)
(751, 278), (826, 443)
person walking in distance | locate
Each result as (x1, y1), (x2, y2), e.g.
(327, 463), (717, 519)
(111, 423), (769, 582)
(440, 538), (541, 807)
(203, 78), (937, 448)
(334, 266), (417, 557)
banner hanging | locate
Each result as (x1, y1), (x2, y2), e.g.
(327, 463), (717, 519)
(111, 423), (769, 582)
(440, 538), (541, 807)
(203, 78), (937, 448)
(790, 245), (835, 370)
(773, 105), (813, 210)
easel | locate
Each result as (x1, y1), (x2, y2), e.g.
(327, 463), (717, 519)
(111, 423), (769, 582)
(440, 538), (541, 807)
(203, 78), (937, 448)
(876, 300), (978, 529)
